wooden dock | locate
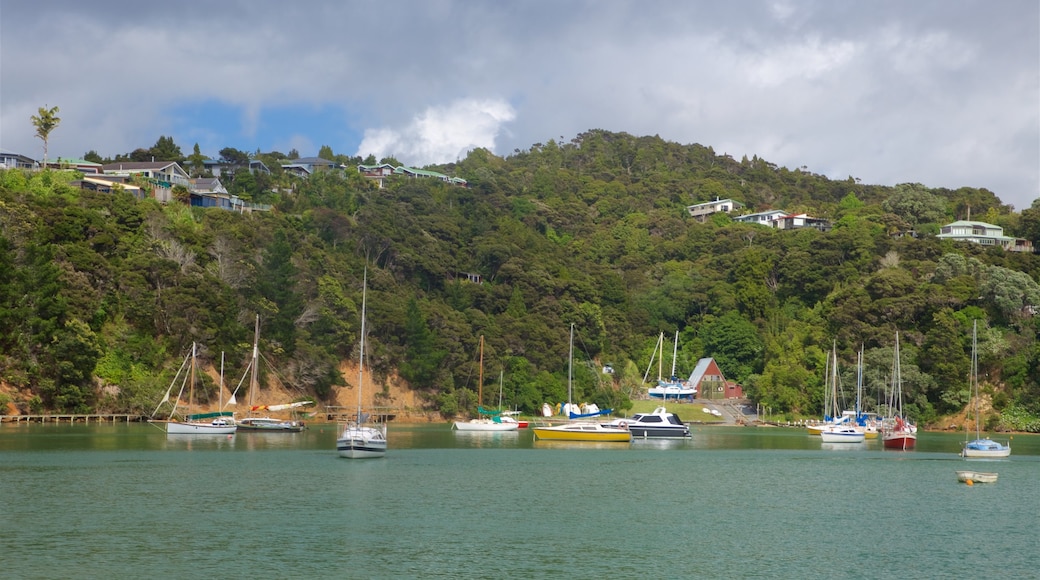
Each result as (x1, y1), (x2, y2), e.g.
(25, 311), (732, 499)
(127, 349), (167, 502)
(0, 414), (143, 423)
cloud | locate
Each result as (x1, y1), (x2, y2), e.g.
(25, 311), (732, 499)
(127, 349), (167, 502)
(356, 98), (516, 165)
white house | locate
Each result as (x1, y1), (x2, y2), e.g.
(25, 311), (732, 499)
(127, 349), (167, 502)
(686, 198), (744, 222)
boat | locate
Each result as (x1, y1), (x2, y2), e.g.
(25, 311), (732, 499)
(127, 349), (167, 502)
(453, 337), (518, 432)
(882, 332), (916, 450)
(961, 320), (1010, 459)
(336, 268), (388, 459)
(235, 314), (309, 432)
(819, 426), (865, 443)
(956, 470), (998, 484)
(646, 331), (696, 400)
(604, 406), (691, 439)
(808, 342), (850, 435)
(153, 342), (237, 435)
(532, 324), (631, 443)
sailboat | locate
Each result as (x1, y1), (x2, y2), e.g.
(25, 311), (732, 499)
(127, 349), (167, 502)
(961, 320), (1010, 458)
(453, 336), (518, 432)
(235, 314), (310, 432)
(809, 341), (855, 436)
(819, 344), (864, 443)
(531, 324), (631, 442)
(154, 342), (237, 435)
(336, 267), (388, 459)
(882, 332), (916, 450)
(647, 331), (695, 400)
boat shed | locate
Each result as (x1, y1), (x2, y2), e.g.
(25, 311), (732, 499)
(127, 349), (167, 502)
(688, 358), (743, 399)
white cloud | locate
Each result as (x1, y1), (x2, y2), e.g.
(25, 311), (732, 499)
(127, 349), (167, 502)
(356, 98), (516, 165)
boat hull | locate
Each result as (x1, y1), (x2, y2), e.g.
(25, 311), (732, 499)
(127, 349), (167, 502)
(956, 470), (998, 483)
(237, 418), (305, 432)
(453, 420), (518, 432)
(532, 424), (631, 442)
(165, 421), (237, 435)
(820, 430), (865, 443)
(627, 425), (692, 439)
(960, 439), (1010, 458)
(882, 433), (916, 450)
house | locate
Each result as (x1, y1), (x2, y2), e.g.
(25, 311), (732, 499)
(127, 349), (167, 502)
(357, 163), (396, 188)
(72, 175), (145, 199)
(0, 149), (38, 169)
(281, 157), (339, 176)
(396, 166), (467, 187)
(775, 213), (831, 232)
(937, 220), (1034, 253)
(686, 198), (744, 222)
(202, 158), (271, 177)
(49, 157), (103, 174)
(688, 358), (743, 399)
(733, 209), (788, 227)
(102, 161), (191, 203)
(357, 164), (468, 188)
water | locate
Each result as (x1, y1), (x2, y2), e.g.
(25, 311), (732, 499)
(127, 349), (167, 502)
(2, 423), (1038, 579)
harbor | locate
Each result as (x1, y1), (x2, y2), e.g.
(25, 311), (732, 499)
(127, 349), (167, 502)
(2, 422), (1037, 578)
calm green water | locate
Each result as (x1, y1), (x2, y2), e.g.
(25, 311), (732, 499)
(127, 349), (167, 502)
(1, 423), (1037, 579)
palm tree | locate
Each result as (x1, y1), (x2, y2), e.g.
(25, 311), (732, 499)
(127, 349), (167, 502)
(30, 105), (61, 168)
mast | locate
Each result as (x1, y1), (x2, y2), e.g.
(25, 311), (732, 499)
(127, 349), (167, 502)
(658, 331), (664, 381)
(219, 351), (225, 412)
(568, 323), (574, 406)
(670, 330), (679, 379)
(188, 342), (196, 416)
(971, 320), (980, 440)
(357, 267), (368, 423)
(249, 313), (260, 414)
(478, 335), (484, 408)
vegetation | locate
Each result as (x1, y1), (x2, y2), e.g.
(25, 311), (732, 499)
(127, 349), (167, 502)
(1, 130), (1038, 431)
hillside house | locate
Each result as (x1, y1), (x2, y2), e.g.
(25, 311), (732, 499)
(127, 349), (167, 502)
(202, 158), (271, 177)
(775, 213), (831, 232)
(102, 161), (191, 203)
(937, 220), (1033, 253)
(733, 209), (788, 227)
(686, 198), (744, 222)
(0, 149), (38, 169)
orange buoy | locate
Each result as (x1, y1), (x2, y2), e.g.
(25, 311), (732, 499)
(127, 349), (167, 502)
(966, 479), (974, 486)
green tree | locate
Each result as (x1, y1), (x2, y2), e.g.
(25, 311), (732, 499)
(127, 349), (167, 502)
(188, 143), (206, 176)
(149, 135), (184, 162)
(399, 298), (446, 388)
(30, 104), (61, 167)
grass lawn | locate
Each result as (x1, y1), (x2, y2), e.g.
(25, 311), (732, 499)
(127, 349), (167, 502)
(627, 400), (724, 423)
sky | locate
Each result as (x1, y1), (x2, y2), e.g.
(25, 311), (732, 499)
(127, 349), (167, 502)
(1, 0), (1037, 210)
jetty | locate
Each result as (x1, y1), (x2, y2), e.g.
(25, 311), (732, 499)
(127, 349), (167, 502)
(1, 414), (143, 423)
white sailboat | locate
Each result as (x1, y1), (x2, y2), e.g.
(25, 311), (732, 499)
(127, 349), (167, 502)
(961, 320), (1010, 459)
(532, 324), (631, 442)
(647, 330), (695, 400)
(235, 314), (309, 432)
(453, 336), (518, 432)
(337, 267), (387, 459)
(154, 342), (237, 435)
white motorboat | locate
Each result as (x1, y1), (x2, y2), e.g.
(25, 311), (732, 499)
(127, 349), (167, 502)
(604, 406), (690, 439)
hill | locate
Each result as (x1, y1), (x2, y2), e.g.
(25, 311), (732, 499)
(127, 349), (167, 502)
(1, 130), (1039, 431)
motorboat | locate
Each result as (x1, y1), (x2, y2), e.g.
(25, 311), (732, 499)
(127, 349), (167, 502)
(237, 417), (305, 432)
(532, 422), (631, 442)
(604, 407), (690, 439)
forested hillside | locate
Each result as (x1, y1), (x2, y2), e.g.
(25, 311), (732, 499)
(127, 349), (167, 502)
(2, 130), (1040, 431)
